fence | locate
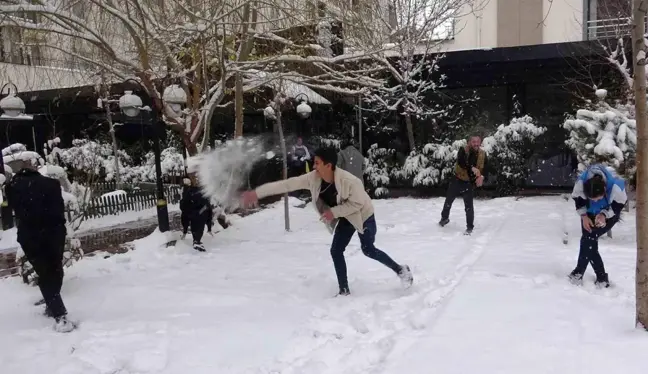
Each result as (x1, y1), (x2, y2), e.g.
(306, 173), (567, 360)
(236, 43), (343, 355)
(70, 186), (182, 220)
(92, 178), (184, 195)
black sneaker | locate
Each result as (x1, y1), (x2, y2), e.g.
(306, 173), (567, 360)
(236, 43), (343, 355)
(595, 273), (610, 288)
(439, 218), (449, 227)
(568, 270), (584, 285)
(337, 287), (350, 297)
(193, 242), (206, 252)
(464, 227), (473, 235)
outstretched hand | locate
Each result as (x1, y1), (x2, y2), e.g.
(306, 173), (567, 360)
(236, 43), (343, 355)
(241, 190), (259, 208)
(320, 209), (334, 223)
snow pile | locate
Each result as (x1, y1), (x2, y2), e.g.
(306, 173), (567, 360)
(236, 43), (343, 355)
(192, 136), (271, 209)
(564, 91), (636, 177)
(399, 140), (466, 187)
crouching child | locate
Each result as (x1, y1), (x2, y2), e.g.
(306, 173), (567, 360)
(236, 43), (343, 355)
(569, 164), (627, 288)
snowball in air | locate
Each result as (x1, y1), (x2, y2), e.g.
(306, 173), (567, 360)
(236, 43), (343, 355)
(266, 151), (276, 159)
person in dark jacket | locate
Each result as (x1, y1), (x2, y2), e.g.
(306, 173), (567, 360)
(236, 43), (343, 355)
(180, 176), (211, 252)
(439, 135), (488, 235)
(6, 165), (75, 332)
(568, 165), (627, 288)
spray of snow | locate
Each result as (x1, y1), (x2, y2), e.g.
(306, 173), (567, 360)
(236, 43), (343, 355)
(191, 136), (273, 210)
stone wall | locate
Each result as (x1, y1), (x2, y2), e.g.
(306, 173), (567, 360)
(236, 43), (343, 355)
(0, 212), (182, 278)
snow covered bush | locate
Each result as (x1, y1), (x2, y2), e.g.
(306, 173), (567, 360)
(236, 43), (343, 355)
(483, 116), (546, 196)
(563, 89), (636, 178)
(58, 139), (131, 182)
(364, 144), (400, 198)
(398, 140), (466, 187)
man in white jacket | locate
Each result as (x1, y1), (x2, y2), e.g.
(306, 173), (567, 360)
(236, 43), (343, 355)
(241, 147), (413, 296)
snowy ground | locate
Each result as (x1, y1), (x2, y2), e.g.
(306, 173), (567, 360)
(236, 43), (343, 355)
(0, 196), (645, 374)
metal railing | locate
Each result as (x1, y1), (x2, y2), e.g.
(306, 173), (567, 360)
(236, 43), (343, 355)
(586, 17), (633, 40)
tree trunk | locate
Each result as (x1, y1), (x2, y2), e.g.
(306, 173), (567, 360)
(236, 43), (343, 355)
(632, 0), (648, 330)
(235, 73), (244, 138)
(275, 93), (290, 232)
(404, 113), (415, 152)
(105, 102), (122, 189)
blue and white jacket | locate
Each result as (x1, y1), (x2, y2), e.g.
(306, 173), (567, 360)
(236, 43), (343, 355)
(571, 165), (627, 218)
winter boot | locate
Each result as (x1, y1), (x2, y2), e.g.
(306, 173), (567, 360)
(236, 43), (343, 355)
(336, 287), (350, 297)
(595, 273), (610, 288)
(464, 227), (473, 236)
(568, 270), (584, 285)
(398, 265), (414, 288)
(53, 315), (76, 333)
(193, 241), (206, 252)
(439, 218), (449, 227)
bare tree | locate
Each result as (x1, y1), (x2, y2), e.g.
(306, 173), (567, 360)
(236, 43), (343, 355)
(631, 0), (648, 331)
(0, 1), (389, 151)
(340, 0), (478, 151)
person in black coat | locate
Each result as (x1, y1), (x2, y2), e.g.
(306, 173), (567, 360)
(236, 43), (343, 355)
(6, 165), (75, 332)
(180, 177), (211, 251)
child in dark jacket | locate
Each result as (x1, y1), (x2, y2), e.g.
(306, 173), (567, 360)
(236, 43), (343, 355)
(180, 177), (212, 252)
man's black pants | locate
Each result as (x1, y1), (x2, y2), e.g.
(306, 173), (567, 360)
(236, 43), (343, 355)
(330, 215), (401, 291)
(441, 177), (474, 230)
(19, 226), (67, 318)
(574, 214), (619, 276)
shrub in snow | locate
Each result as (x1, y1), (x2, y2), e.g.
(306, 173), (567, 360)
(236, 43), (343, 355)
(563, 91), (636, 179)
(482, 116), (547, 196)
(397, 140), (466, 187)
(311, 135), (342, 150)
(364, 144), (401, 198)
(58, 139), (132, 182)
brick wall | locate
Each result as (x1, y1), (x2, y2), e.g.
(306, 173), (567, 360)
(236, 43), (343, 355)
(0, 212), (182, 278)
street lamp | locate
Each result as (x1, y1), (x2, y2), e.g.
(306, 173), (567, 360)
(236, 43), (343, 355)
(162, 84), (186, 119)
(295, 93), (312, 119)
(118, 80), (170, 232)
(0, 83), (34, 229)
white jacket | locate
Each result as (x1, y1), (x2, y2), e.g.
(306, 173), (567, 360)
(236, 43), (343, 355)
(255, 168), (374, 233)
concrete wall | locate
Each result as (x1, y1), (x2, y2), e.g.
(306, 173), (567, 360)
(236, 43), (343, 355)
(441, 0), (585, 52)
(542, 0), (585, 44)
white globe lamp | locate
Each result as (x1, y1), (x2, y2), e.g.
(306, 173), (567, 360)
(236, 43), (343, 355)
(119, 90), (143, 117)
(0, 94), (26, 117)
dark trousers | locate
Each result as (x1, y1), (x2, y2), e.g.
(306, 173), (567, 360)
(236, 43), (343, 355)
(19, 227), (67, 318)
(330, 215), (401, 290)
(574, 214), (619, 276)
(441, 177), (474, 229)
(190, 213), (208, 243)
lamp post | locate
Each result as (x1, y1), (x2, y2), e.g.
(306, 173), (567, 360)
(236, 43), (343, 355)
(118, 82), (170, 232)
(0, 83), (33, 230)
(294, 93), (312, 137)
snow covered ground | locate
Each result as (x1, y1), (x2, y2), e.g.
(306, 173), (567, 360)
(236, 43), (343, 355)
(0, 196), (645, 374)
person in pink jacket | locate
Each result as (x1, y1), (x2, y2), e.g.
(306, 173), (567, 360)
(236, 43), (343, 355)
(241, 147), (413, 296)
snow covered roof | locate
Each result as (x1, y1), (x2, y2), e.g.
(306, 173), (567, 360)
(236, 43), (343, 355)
(243, 70), (331, 105)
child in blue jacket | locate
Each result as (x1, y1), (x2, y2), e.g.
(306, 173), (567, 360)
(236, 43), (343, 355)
(569, 165), (627, 288)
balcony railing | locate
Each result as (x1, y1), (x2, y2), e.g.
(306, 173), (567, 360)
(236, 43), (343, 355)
(586, 17), (633, 40)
